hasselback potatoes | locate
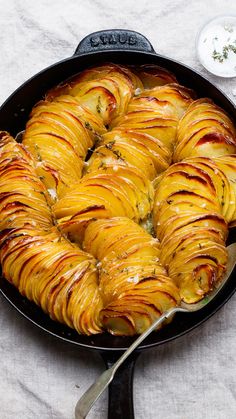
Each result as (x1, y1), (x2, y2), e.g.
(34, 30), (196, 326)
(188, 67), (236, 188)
(0, 62), (236, 335)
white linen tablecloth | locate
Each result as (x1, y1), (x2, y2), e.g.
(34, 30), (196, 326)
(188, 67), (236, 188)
(0, 1), (236, 418)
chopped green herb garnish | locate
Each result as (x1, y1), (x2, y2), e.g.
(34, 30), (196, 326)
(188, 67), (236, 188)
(212, 49), (224, 63)
(85, 121), (93, 131)
(96, 96), (102, 114)
(212, 42), (236, 62)
(113, 149), (124, 160)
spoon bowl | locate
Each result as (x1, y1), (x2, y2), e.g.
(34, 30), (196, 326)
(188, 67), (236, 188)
(75, 242), (236, 419)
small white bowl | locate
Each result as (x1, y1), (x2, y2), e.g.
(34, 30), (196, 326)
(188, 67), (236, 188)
(196, 15), (236, 78)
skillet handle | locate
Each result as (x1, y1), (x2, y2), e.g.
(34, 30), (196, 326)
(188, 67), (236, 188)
(74, 29), (155, 55)
(100, 351), (140, 419)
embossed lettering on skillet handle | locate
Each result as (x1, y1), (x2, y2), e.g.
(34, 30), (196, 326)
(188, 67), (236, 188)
(74, 29), (155, 55)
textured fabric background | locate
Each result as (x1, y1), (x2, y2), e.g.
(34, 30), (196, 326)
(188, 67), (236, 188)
(0, 1), (236, 418)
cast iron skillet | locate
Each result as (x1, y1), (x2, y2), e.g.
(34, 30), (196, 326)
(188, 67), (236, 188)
(0, 29), (236, 418)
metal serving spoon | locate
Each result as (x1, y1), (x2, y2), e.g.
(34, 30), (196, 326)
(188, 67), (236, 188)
(75, 242), (236, 419)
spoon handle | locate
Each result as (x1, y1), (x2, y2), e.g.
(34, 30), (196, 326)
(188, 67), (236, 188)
(74, 306), (185, 419)
(75, 242), (236, 418)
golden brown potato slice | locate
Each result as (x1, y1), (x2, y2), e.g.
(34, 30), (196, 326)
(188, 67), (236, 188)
(0, 132), (52, 230)
(112, 111), (178, 151)
(138, 83), (195, 117)
(177, 99), (235, 132)
(157, 211), (227, 243)
(127, 95), (178, 116)
(87, 129), (171, 179)
(23, 95), (106, 198)
(134, 64), (178, 88)
(57, 206), (112, 245)
(153, 166), (218, 228)
(48, 64), (144, 123)
(54, 165), (153, 239)
(0, 226), (103, 335)
(182, 157), (234, 222)
(157, 190), (220, 216)
(174, 99), (236, 161)
(213, 155), (236, 225)
(169, 244), (227, 302)
(154, 157), (229, 302)
(160, 229), (226, 267)
(83, 217), (159, 261)
(68, 83), (117, 125)
(83, 217), (180, 335)
(67, 63), (143, 92)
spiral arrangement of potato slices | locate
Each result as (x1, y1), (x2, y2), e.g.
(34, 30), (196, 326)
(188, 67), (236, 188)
(83, 217), (180, 335)
(0, 62), (236, 335)
(23, 95), (106, 200)
(173, 98), (236, 161)
(153, 158), (228, 302)
(0, 132), (103, 335)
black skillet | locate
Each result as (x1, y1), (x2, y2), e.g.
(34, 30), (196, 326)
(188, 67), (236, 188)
(0, 29), (236, 418)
